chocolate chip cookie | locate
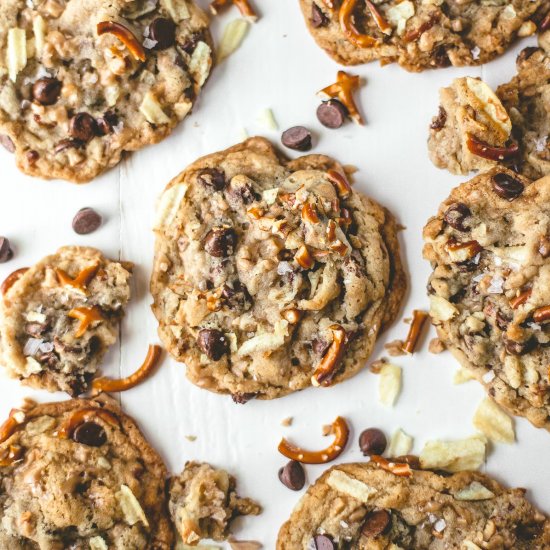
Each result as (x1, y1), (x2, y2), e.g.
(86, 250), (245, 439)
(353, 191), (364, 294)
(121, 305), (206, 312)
(428, 33), (550, 178)
(150, 137), (406, 400)
(0, 0), (212, 183)
(0, 246), (132, 395)
(277, 461), (550, 549)
(423, 167), (550, 431)
(169, 461), (261, 545)
(0, 397), (172, 549)
(300, 0), (548, 72)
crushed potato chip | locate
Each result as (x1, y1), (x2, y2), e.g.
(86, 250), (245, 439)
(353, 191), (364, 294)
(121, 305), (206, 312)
(326, 470), (377, 502)
(189, 41), (212, 87)
(387, 428), (413, 457)
(473, 398), (515, 444)
(257, 108), (278, 130)
(218, 18), (250, 63)
(378, 363), (402, 407)
(419, 435), (486, 473)
(386, 0), (414, 34)
(140, 91), (171, 125)
(89, 536), (108, 550)
(237, 320), (288, 356)
(454, 481), (495, 501)
(453, 367), (475, 385)
(429, 295), (459, 322)
(116, 484), (149, 528)
(162, 0), (190, 21)
(32, 16), (47, 57)
(7, 28), (27, 82)
(155, 183), (189, 229)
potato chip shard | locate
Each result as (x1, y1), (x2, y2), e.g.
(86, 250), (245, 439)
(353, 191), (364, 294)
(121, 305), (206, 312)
(116, 484), (150, 528)
(378, 363), (402, 407)
(419, 435), (487, 473)
(454, 481), (495, 501)
(218, 18), (250, 63)
(8, 28), (28, 82)
(326, 470), (377, 502)
(473, 398), (515, 444)
(387, 428), (413, 457)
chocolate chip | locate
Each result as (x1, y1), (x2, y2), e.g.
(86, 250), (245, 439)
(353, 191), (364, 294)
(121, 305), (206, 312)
(72, 207), (102, 235)
(359, 428), (387, 456)
(316, 99), (348, 129)
(231, 392), (257, 404)
(433, 45), (451, 68)
(26, 150), (39, 164)
(492, 173), (524, 200)
(311, 337), (330, 357)
(430, 106), (447, 131)
(72, 421), (107, 447)
(504, 336), (536, 356)
(516, 46), (540, 65)
(179, 32), (202, 54)
(32, 77), (62, 106)
(204, 228), (237, 257)
(226, 179), (257, 206)
(393, 454), (421, 469)
(0, 237), (13, 263)
(443, 203), (471, 232)
(149, 17), (176, 50)
(278, 460), (306, 491)
(197, 328), (228, 361)
(0, 134), (15, 153)
(97, 111), (119, 136)
(69, 113), (97, 142)
(197, 168), (226, 191)
(54, 138), (84, 154)
(312, 535), (334, 550)
(362, 509), (391, 538)
(221, 281), (252, 310)
(281, 126), (312, 151)
(311, 3), (328, 27)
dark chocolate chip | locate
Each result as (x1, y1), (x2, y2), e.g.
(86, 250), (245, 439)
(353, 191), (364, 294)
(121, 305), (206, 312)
(443, 203), (471, 232)
(311, 3), (328, 27)
(311, 337), (330, 357)
(38, 351), (58, 369)
(516, 46), (540, 65)
(32, 77), (62, 106)
(362, 509), (391, 538)
(69, 113), (98, 142)
(72, 207), (102, 235)
(221, 281), (252, 309)
(197, 328), (228, 360)
(492, 173), (524, 201)
(312, 535), (334, 550)
(496, 312), (510, 331)
(231, 392), (257, 404)
(430, 106), (447, 131)
(54, 138), (84, 154)
(433, 45), (451, 68)
(316, 99), (347, 129)
(278, 460), (306, 491)
(393, 454), (421, 469)
(359, 428), (387, 456)
(149, 17), (176, 50)
(204, 228), (237, 257)
(281, 126), (312, 151)
(72, 421), (107, 447)
(226, 179), (257, 206)
(0, 134), (15, 153)
(26, 150), (39, 164)
(97, 111), (119, 136)
(197, 168), (226, 191)
(504, 336), (536, 356)
(0, 237), (13, 263)
(179, 32), (202, 54)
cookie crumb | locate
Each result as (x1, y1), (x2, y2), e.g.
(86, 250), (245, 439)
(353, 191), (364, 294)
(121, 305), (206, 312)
(384, 339), (406, 356)
(281, 417), (293, 427)
(428, 338), (446, 354)
(370, 358), (387, 374)
(184, 435), (197, 442)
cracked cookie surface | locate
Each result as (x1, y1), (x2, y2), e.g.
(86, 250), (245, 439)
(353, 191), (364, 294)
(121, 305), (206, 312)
(0, 246), (132, 395)
(0, 398), (172, 549)
(0, 0), (212, 183)
(299, 0), (548, 72)
(277, 461), (550, 549)
(423, 168), (550, 431)
(150, 137), (406, 400)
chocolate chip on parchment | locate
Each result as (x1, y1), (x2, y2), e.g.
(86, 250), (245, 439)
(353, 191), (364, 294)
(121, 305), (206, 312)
(0, 237), (13, 263)
(492, 173), (524, 200)
(72, 208), (102, 235)
(204, 228), (237, 257)
(312, 534), (334, 550)
(197, 328), (228, 361)
(278, 460), (306, 491)
(311, 3), (328, 28)
(149, 17), (176, 50)
(32, 77), (62, 106)
(362, 509), (391, 538)
(197, 168), (226, 191)
(443, 203), (471, 232)
(0, 134), (15, 153)
(316, 99), (347, 129)
(281, 126), (312, 151)
(69, 113), (98, 142)
(73, 421), (107, 447)
(359, 428), (387, 456)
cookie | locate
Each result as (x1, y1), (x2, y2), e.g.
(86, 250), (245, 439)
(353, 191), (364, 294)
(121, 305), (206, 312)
(0, 397), (172, 549)
(423, 167), (550, 431)
(0, 0), (212, 183)
(299, 0), (548, 71)
(0, 246), (132, 395)
(169, 461), (261, 545)
(277, 461), (550, 549)
(428, 33), (550, 178)
(150, 137), (406, 400)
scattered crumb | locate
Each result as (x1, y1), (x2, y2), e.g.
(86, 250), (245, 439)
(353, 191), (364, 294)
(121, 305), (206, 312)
(384, 339), (406, 357)
(428, 338), (446, 354)
(229, 538), (263, 550)
(403, 317), (412, 324)
(370, 357), (388, 374)
(281, 417), (293, 427)
(184, 435), (197, 442)
(322, 424), (333, 436)
(453, 367), (475, 385)
(397, 223), (407, 231)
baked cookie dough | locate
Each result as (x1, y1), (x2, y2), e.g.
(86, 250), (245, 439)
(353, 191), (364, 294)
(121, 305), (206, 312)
(151, 137), (406, 400)
(299, 0), (548, 71)
(277, 461), (550, 549)
(169, 461), (261, 545)
(423, 167), (550, 431)
(0, 246), (132, 395)
(0, 398), (172, 549)
(0, 0), (212, 183)
(428, 33), (550, 178)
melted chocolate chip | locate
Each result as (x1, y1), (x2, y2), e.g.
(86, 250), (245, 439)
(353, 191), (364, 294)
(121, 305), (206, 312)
(26, 150), (39, 164)
(69, 113), (98, 142)
(0, 134), (15, 153)
(221, 281), (252, 309)
(197, 168), (226, 191)
(73, 421), (107, 447)
(311, 3), (329, 27)
(54, 138), (84, 154)
(278, 460), (306, 491)
(362, 509), (391, 538)
(72, 207), (102, 235)
(430, 106), (447, 131)
(492, 173), (524, 200)
(149, 17), (176, 50)
(0, 237), (13, 263)
(516, 46), (540, 66)
(231, 392), (257, 404)
(204, 228), (237, 257)
(312, 535), (334, 550)
(32, 77), (62, 106)
(316, 99), (348, 129)
(433, 45), (451, 68)
(504, 335), (536, 356)
(197, 328), (228, 360)
(443, 203), (471, 232)
(359, 428), (387, 456)
(96, 111), (119, 136)
(281, 126), (312, 151)
(311, 337), (330, 357)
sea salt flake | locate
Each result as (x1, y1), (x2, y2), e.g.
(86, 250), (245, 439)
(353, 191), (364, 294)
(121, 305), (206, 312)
(482, 370), (495, 383)
(471, 46), (480, 60)
(23, 338), (43, 356)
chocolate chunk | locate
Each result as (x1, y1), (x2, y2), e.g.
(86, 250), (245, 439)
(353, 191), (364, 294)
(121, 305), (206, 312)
(504, 335), (536, 356)
(359, 428), (387, 456)
(226, 178), (257, 206)
(97, 111), (119, 136)
(443, 203), (471, 232)
(179, 32), (202, 54)
(516, 46), (540, 66)
(72, 207), (102, 235)
(0, 134), (15, 153)
(231, 392), (257, 404)
(204, 228), (237, 257)
(149, 17), (176, 50)
(32, 77), (62, 106)
(492, 173), (524, 201)
(72, 421), (107, 447)
(197, 168), (226, 191)
(38, 351), (58, 369)
(278, 460), (306, 491)
(433, 45), (451, 68)
(26, 150), (39, 164)
(281, 126), (312, 151)
(312, 535), (334, 550)
(316, 100), (347, 129)
(311, 3), (328, 28)
(69, 113), (98, 142)
(311, 337), (330, 357)
(393, 454), (421, 469)
(362, 509), (391, 538)
(197, 328), (228, 360)
(221, 281), (252, 310)
(54, 138), (84, 154)
(430, 106), (447, 131)
(0, 237), (13, 263)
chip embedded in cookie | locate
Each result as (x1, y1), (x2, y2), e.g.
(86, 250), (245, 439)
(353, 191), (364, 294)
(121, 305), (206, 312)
(0, 0), (213, 183)
(423, 167), (550, 431)
(0, 398), (172, 549)
(277, 461), (550, 549)
(0, 246), (132, 395)
(299, 0), (547, 71)
(150, 137), (406, 400)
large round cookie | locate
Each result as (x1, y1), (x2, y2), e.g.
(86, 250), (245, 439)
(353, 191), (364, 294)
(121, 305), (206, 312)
(277, 461), (550, 548)
(423, 167), (550, 430)
(0, 0), (212, 183)
(0, 246), (132, 395)
(299, 0), (548, 72)
(0, 398), (172, 549)
(151, 137), (406, 400)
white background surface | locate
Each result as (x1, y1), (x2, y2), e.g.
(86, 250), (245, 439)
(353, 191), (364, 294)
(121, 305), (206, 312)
(0, 1), (548, 547)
